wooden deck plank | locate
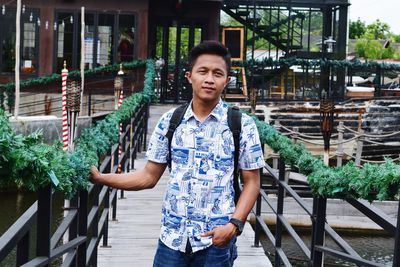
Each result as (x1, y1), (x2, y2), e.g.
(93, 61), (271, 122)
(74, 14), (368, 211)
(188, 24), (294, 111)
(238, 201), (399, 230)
(97, 104), (271, 267)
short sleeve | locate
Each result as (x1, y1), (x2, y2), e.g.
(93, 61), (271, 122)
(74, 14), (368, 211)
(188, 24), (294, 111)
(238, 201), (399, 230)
(238, 114), (265, 170)
(145, 110), (174, 163)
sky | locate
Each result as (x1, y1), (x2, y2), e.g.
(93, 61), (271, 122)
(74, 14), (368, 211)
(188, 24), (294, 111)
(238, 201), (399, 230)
(349, 0), (400, 34)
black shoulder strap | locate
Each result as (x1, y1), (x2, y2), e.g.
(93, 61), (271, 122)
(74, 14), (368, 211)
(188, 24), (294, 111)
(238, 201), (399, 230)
(227, 106), (242, 204)
(166, 103), (189, 168)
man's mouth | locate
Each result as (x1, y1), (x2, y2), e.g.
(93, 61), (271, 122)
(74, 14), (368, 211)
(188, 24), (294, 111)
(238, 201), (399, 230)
(202, 87), (215, 92)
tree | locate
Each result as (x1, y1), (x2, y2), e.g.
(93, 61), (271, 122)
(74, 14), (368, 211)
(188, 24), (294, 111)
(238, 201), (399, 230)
(349, 18), (366, 39)
(354, 39), (395, 59)
(365, 19), (391, 40)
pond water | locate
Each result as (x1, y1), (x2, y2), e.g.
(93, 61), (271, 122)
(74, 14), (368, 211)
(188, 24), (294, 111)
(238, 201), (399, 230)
(0, 191), (64, 266)
(260, 230), (394, 266)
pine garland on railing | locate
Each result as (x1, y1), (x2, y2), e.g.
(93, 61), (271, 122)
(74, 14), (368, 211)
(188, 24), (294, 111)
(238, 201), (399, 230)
(0, 60), (148, 109)
(1, 57), (399, 201)
(0, 59), (155, 196)
(254, 116), (400, 201)
(233, 58), (400, 72)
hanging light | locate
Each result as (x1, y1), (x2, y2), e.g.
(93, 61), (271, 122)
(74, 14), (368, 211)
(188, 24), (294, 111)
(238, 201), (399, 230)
(70, 15), (73, 24)
(324, 36), (336, 53)
(2, 5), (5, 15)
(62, 20), (65, 28)
(37, 17), (41, 26)
(22, 5), (25, 14)
(45, 20), (49, 30)
(54, 22), (57, 31)
(29, 12), (33, 22)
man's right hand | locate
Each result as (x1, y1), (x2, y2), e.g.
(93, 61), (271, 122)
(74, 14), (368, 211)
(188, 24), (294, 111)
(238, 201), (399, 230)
(90, 166), (101, 183)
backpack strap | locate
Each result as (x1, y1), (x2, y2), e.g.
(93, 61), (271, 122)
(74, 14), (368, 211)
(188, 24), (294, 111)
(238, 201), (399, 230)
(227, 106), (242, 204)
(166, 103), (190, 168)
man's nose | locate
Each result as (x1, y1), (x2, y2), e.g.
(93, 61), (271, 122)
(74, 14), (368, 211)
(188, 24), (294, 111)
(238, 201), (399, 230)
(204, 72), (214, 83)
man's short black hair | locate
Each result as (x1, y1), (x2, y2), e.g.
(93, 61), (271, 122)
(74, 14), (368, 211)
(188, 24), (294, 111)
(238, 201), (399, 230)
(188, 40), (231, 73)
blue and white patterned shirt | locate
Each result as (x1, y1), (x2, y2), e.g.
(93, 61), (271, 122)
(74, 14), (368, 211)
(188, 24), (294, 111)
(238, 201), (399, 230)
(146, 99), (265, 253)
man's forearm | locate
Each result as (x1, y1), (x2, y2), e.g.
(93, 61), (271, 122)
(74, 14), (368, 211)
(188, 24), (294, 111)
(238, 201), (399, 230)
(232, 169), (260, 222)
(91, 161), (167, 191)
(93, 170), (154, 190)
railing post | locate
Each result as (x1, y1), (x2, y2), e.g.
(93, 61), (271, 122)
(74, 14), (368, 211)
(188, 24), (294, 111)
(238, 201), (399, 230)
(129, 115), (134, 172)
(254, 168), (262, 247)
(355, 129), (364, 167)
(102, 186), (111, 247)
(90, 185), (100, 267)
(274, 158), (286, 266)
(68, 194), (79, 265)
(88, 89), (92, 116)
(292, 126), (299, 144)
(143, 102), (149, 151)
(16, 231), (30, 266)
(77, 190), (88, 267)
(311, 197), (327, 267)
(36, 185), (52, 267)
(393, 199), (400, 267)
(336, 121), (344, 167)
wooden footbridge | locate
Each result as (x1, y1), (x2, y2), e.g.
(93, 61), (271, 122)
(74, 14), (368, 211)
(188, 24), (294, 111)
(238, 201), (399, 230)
(97, 104), (271, 266)
(0, 104), (399, 267)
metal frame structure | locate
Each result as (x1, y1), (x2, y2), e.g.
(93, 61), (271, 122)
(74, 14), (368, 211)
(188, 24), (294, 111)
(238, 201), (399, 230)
(222, 0), (350, 101)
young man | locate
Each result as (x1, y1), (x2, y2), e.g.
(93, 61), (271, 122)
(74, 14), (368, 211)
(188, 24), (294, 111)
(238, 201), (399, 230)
(91, 40), (265, 267)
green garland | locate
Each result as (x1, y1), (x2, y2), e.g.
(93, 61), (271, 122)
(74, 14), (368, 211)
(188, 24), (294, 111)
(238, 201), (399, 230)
(0, 60), (155, 197)
(254, 117), (400, 201)
(0, 60), (148, 109)
(1, 57), (399, 201)
(233, 58), (400, 72)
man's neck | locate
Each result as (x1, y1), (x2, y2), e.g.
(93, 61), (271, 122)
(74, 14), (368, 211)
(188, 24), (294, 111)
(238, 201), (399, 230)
(192, 99), (219, 122)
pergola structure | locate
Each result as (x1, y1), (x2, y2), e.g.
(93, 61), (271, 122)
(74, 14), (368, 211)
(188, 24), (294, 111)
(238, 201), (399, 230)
(221, 0), (350, 101)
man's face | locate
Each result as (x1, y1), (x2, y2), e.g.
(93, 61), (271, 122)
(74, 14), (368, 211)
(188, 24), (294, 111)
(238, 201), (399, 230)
(186, 54), (229, 105)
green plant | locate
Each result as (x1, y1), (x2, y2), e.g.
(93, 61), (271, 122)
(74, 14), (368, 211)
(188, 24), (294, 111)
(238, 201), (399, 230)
(0, 59), (156, 197)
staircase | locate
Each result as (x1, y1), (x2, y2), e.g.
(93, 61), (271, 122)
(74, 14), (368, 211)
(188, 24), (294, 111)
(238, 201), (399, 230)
(222, 3), (305, 54)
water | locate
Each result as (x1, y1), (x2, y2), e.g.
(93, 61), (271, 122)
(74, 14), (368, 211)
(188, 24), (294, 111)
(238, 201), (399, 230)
(0, 190), (65, 266)
(260, 230), (395, 266)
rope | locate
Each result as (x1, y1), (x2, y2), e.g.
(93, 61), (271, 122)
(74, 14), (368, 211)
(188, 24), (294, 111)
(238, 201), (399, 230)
(342, 124), (400, 138)
(342, 151), (400, 163)
(279, 124), (338, 139)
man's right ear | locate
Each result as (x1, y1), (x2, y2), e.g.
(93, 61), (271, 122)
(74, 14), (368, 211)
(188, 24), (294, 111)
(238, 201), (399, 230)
(185, 71), (192, 84)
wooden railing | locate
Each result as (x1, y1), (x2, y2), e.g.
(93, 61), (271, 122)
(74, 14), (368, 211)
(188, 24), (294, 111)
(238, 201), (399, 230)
(0, 102), (149, 266)
(253, 158), (400, 267)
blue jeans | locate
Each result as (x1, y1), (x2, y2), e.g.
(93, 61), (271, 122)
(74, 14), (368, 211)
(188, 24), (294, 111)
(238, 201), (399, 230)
(153, 238), (238, 267)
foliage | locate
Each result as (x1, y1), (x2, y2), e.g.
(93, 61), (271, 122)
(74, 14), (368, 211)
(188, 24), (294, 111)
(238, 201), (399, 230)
(349, 19), (366, 39)
(233, 57), (400, 72)
(365, 19), (391, 40)
(393, 34), (400, 43)
(0, 60), (155, 196)
(1, 56), (399, 201)
(253, 115), (400, 201)
(355, 39), (395, 60)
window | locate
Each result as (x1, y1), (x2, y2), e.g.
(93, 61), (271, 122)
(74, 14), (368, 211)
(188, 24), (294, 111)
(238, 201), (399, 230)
(55, 11), (135, 73)
(0, 8), (39, 74)
(56, 12), (75, 72)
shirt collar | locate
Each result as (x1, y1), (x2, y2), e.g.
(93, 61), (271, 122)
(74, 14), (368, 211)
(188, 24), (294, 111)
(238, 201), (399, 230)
(183, 99), (226, 122)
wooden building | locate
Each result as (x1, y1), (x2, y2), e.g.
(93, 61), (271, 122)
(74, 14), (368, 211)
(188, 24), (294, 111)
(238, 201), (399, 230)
(0, 0), (221, 79)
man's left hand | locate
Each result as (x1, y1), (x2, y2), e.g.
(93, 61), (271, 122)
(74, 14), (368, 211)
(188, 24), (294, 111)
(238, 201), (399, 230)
(201, 223), (237, 247)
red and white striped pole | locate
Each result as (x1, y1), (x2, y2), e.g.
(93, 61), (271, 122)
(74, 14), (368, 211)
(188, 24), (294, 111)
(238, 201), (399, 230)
(61, 61), (69, 151)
